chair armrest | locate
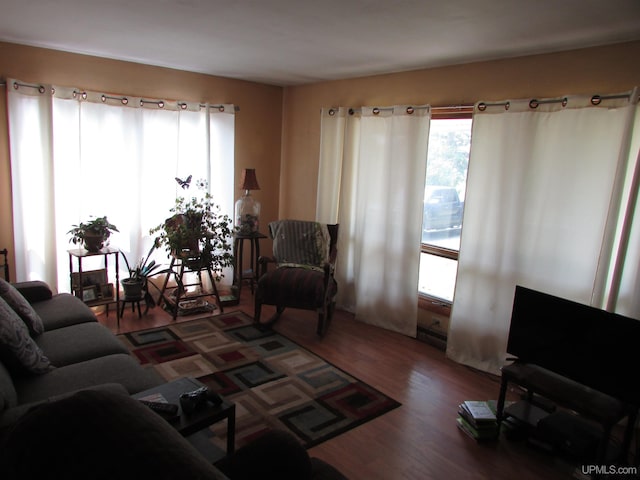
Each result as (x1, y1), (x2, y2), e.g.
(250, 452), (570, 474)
(12, 281), (53, 303)
(257, 256), (277, 278)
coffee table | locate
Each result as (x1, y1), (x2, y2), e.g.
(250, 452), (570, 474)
(133, 377), (235, 455)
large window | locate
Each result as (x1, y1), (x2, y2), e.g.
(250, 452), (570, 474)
(419, 113), (472, 302)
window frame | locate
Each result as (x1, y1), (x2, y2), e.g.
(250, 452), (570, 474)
(419, 106), (473, 305)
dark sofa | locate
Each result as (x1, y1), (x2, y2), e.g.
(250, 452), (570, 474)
(0, 278), (348, 479)
(0, 278), (164, 431)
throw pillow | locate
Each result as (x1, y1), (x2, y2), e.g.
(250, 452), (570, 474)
(0, 297), (53, 375)
(0, 278), (44, 336)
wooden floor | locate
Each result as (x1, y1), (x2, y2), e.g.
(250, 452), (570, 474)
(99, 294), (580, 480)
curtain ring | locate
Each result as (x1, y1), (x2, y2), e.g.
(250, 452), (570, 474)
(591, 95), (602, 106)
(38, 85), (45, 94)
(328, 108), (336, 116)
(406, 106), (414, 114)
(158, 101), (165, 109)
(529, 99), (539, 109)
(372, 107), (380, 115)
(561, 97), (568, 107)
(179, 102), (188, 110)
(505, 102), (510, 111)
(121, 97), (128, 105)
(477, 103), (487, 112)
(12, 82), (19, 90)
(348, 108), (355, 115)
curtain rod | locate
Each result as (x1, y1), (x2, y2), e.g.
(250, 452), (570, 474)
(477, 92), (636, 111)
(2, 79), (239, 111)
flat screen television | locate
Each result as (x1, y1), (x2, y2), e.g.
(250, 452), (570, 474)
(506, 285), (640, 406)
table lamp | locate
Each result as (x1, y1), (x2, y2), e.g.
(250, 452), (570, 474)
(235, 168), (261, 234)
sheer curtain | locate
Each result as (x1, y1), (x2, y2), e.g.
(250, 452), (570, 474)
(447, 92), (640, 374)
(7, 80), (235, 292)
(317, 105), (430, 337)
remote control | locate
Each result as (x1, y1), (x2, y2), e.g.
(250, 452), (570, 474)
(139, 400), (179, 417)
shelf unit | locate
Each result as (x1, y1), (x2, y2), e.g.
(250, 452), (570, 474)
(68, 246), (120, 326)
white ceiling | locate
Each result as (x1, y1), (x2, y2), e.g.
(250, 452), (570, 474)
(1, 0), (640, 86)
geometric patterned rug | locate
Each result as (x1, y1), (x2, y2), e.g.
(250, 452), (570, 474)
(118, 311), (401, 450)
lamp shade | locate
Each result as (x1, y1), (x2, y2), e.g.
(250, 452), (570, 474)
(239, 168), (260, 191)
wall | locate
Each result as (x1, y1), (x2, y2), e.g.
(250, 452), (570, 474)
(0, 42), (283, 280)
(280, 40), (640, 220)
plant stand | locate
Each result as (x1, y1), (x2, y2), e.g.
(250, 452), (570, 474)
(158, 254), (224, 321)
(120, 294), (144, 319)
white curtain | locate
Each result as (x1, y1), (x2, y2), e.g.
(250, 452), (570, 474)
(447, 92), (640, 374)
(317, 106), (430, 337)
(7, 80), (235, 292)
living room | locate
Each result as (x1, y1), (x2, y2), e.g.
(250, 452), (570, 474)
(1, 3), (640, 479)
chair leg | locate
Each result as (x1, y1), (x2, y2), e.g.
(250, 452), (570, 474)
(317, 312), (325, 336)
(253, 297), (262, 324)
(317, 300), (336, 336)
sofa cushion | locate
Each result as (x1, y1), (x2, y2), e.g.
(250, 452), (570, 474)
(13, 353), (163, 404)
(0, 389), (228, 480)
(0, 298), (52, 376)
(35, 323), (129, 367)
(0, 279), (44, 336)
(31, 293), (97, 331)
(0, 382), (129, 433)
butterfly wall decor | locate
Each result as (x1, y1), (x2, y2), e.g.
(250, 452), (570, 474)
(175, 175), (192, 189)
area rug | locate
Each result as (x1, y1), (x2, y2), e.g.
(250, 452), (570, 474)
(118, 311), (401, 450)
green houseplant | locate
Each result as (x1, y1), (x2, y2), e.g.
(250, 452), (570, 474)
(68, 216), (119, 252)
(150, 193), (234, 279)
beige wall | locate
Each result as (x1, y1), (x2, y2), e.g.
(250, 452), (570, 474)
(3, 40), (640, 283)
(0, 42), (283, 279)
(280, 40), (640, 220)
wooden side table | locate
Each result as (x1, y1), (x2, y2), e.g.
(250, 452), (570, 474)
(68, 246), (120, 327)
(233, 232), (267, 299)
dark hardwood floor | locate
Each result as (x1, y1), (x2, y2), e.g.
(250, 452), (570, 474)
(99, 294), (583, 479)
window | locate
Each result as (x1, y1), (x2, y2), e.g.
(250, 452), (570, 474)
(419, 111), (472, 303)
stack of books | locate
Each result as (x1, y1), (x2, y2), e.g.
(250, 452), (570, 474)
(457, 400), (499, 441)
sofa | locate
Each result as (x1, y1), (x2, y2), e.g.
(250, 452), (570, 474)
(0, 278), (348, 479)
(0, 388), (348, 480)
(0, 278), (164, 432)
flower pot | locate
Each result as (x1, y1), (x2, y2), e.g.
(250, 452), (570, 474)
(121, 278), (144, 299)
(83, 234), (105, 252)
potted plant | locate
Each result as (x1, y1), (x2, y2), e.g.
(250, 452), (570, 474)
(68, 216), (119, 252)
(120, 240), (174, 309)
(150, 192), (234, 280)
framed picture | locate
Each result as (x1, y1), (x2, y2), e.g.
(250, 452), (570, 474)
(99, 283), (114, 300)
(72, 269), (108, 290)
(82, 286), (98, 302)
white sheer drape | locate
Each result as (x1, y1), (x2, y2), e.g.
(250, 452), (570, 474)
(447, 93), (640, 374)
(7, 80), (235, 292)
(317, 106), (430, 337)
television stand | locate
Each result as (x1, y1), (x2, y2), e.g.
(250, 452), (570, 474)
(496, 362), (638, 466)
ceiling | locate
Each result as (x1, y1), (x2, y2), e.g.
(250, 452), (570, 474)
(1, 0), (640, 86)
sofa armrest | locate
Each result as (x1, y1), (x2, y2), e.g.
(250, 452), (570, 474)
(12, 281), (53, 303)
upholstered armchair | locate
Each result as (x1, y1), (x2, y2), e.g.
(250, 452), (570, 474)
(254, 220), (339, 336)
